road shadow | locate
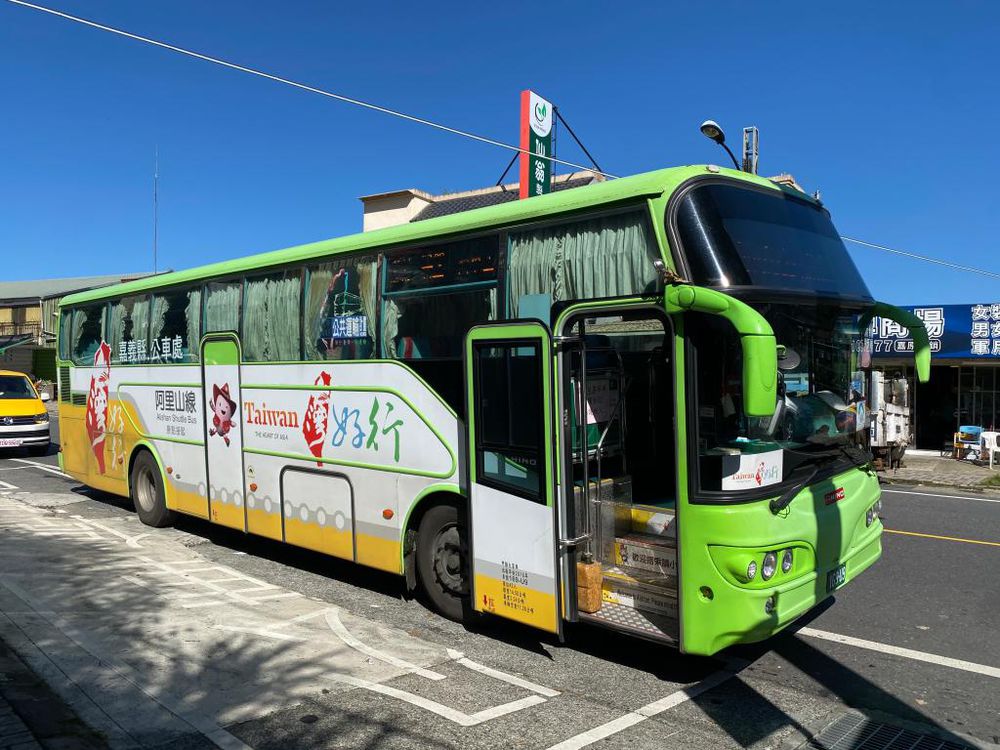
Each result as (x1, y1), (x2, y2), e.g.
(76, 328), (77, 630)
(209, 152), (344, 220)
(0, 521), (460, 750)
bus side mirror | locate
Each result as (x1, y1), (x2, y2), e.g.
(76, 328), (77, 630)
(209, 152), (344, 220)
(665, 285), (777, 417)
(864, 302), (931, 383)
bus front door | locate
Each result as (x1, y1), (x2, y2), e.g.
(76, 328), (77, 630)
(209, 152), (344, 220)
(464, 323), (561, 636)
(201, 333), (247, 531)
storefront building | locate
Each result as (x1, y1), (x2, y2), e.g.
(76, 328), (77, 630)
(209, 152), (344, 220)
(870, 303), (1000, 449)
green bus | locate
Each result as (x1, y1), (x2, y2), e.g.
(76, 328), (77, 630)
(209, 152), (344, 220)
(55, 164), (929, 656)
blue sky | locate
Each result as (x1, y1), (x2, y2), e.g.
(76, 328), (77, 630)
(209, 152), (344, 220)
(1, 0), (997, 304)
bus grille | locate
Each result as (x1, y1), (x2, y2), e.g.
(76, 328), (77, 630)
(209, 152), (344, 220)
(70, 392), (87, 406)
(59, 366), (71, 403)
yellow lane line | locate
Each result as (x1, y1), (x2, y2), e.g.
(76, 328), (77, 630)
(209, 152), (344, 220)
(883, 528), (1000, 548)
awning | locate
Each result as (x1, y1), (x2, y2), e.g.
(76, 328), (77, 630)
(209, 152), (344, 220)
(0, 334), (33, 355)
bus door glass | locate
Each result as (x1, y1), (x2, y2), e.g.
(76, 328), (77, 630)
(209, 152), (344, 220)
(202, 333), (247, 531)
(464, 322), (561, 635)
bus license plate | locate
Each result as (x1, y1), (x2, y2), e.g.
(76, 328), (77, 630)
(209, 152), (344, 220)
(0, 438), (23, 447)
(827, 564), (846, 592)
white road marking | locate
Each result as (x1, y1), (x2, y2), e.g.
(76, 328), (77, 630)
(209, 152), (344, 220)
(0, 479), (19, 490)
(881, 488), (1000, 504)
(447, 649), (560, 697)
(216, 625), (307, 642)
(10, 458), (70, 477)
(798, 627), (1000, 679)
(325, 609), (446, 681)
(334, 673), (546, 727)
(544, 669), (734, 750)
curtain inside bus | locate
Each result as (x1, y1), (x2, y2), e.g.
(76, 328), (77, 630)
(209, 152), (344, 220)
(243, 272), (302, 361)
(507, 212), (659, 317)
(108, 295), (151, 364)
(204, 282), (241, 335)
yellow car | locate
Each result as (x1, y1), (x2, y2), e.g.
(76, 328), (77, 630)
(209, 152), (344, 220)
(0, 369), (51, 456)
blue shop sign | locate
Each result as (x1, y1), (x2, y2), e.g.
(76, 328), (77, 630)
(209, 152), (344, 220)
(869, 303), (1000, 359)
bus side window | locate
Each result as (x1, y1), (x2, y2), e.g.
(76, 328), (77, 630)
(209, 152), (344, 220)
(58, 308), (73, 361)
(382, 235), (499, 359)
(150, 287), (202, 363)
(204, 281), (241, 335)
(303, 257), (378, 361)
(243, 270), (302, 362)
(473, 342), (544, 502)
(108, 295), (151, 364)
(72, 302), (106, 365)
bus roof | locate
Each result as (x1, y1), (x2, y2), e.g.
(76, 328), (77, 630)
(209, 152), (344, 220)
(60, 165), (787, 308)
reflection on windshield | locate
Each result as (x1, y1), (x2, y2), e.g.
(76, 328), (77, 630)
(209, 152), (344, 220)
(690, 303), (872, 494)
(0, 376), (35, 400)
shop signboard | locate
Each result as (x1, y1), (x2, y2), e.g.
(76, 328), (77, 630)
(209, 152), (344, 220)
(519, 90), (553, 200)
(869, 303), (1000, 359)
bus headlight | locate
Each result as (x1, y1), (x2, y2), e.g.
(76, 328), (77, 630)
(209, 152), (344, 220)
(781, 548), (793, 573)
(866, 507), (875, 527)
(761, 551), (777, 580)
(746, 560), (757, 580)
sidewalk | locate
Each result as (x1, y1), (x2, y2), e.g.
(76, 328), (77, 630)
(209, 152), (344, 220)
(878, 452), (1000, 491)
(0, 636), (106, 750)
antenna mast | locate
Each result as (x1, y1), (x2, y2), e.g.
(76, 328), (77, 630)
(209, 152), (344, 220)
(153, 146), (159, 273)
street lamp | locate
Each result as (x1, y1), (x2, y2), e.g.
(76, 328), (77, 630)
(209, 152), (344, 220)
(699, 119), (740, 170)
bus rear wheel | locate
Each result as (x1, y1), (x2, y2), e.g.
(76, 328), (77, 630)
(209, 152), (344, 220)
(416, 504), (468, 621)
(130, 451), (175, 528)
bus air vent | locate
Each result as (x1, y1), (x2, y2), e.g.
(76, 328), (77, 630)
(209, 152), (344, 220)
(59, 367), (71, 403)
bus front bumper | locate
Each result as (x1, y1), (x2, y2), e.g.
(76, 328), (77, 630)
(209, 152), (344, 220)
(695, 525), (882, 654)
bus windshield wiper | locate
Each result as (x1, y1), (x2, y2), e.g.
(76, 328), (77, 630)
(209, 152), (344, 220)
(768, 444), (867, 514)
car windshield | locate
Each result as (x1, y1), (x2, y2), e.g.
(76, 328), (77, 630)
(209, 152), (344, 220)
(0, 375), (36, 400)
(690, 301), (872, 495)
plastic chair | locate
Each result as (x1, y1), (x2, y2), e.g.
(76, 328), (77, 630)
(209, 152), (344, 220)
(982, 431), (1000, 469)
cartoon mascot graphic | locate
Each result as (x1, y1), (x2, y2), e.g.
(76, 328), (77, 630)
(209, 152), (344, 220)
(302, 371), (332, 467)
(84, 340), (112, 473)
(208, 383), (238, 447)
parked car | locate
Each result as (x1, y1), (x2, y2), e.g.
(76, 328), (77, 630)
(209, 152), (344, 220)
(0, 369), (51, 456)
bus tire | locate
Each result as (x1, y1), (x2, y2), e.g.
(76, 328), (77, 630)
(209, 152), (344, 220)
(130, 451), (175, 528)
(416, 504), (468, 621)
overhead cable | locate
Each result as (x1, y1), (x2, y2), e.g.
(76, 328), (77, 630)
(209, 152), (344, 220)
(5, 0), (617, 178)
(840, 236), (1000, 281)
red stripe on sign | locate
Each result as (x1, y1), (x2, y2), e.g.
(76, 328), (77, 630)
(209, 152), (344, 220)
(518, 89), (532, 199)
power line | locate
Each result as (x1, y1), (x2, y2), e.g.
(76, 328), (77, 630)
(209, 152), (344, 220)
(840, 236), (1000, 281)
(5, 0), (617, 179)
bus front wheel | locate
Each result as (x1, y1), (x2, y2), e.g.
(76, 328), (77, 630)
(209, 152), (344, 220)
(416, 504), (468, 621)
(130, 451), (175, 528)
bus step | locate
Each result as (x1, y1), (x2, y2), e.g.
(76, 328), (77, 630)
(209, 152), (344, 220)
(602, 564), (677, 592)
(579, 598), (678, 643)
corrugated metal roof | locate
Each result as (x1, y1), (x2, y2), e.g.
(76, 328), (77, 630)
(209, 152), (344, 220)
(411, 176), (597, 222)
(0, 273), (164, 303)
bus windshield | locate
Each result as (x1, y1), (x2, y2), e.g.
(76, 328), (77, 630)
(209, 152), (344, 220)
(675, 182), (872, 300)
(691, 301), (873, 495)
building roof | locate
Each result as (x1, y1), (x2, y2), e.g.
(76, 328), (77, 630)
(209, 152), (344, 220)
(0, 272), (165, 304)
(411, 174), (600, 222)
